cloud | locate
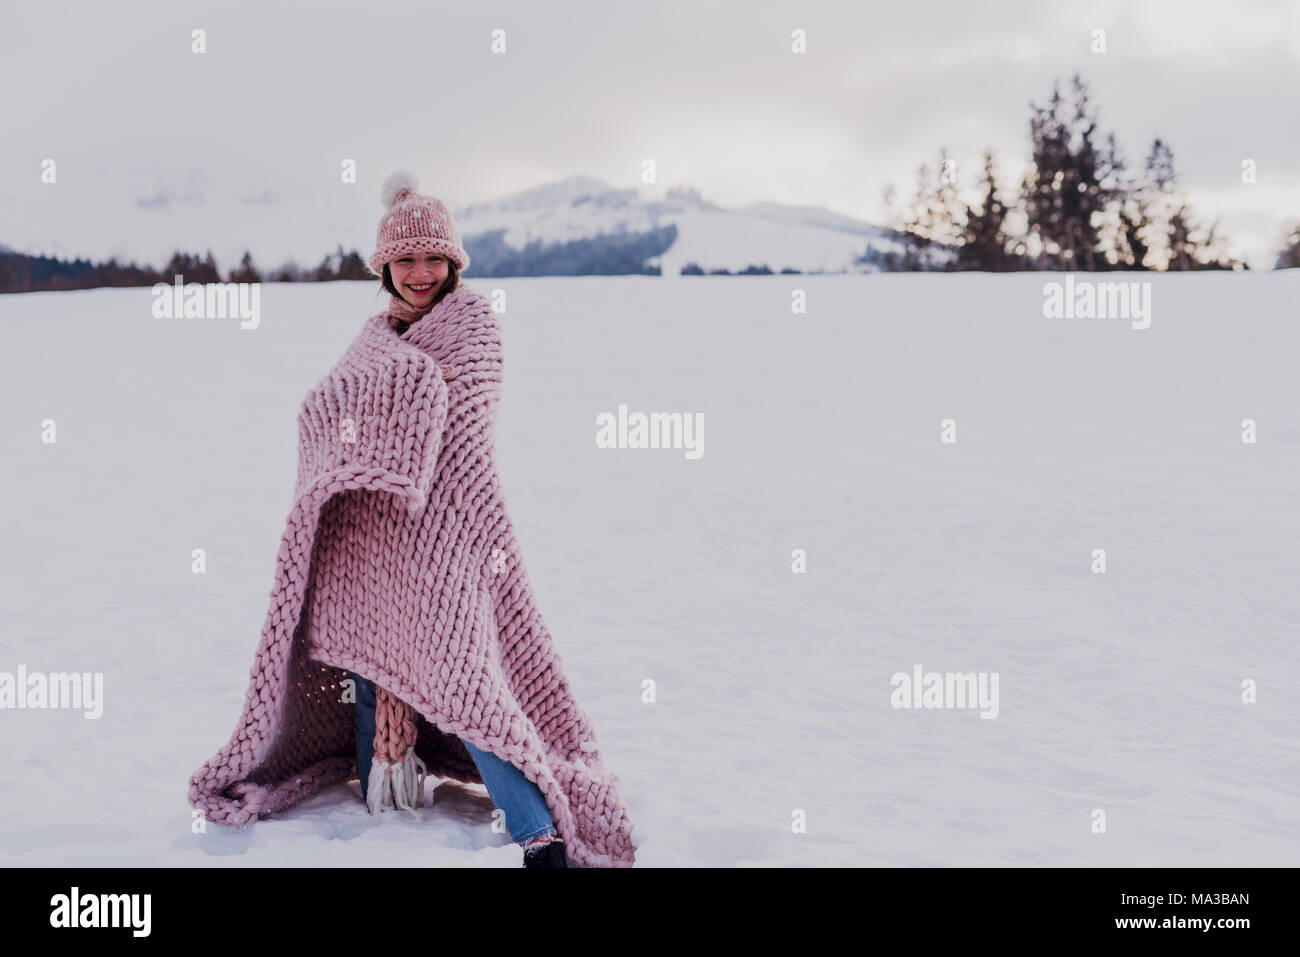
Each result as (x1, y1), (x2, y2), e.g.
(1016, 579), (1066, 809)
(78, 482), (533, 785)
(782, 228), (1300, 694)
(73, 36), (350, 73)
(135, 190), (204, 211)
(1, 0), (1294, 270)
(239, 190), (280, 207)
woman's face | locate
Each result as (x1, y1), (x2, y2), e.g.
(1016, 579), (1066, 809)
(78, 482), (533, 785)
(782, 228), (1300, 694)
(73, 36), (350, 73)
(389, 252), (449, 305)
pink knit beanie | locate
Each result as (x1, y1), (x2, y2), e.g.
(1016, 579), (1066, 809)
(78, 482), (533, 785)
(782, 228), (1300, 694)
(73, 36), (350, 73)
(367, 170), (470, 277)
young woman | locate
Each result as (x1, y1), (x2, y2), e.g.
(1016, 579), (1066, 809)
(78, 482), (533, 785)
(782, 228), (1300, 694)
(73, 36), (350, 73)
(188, 171), (638, 869)
(357, 173), (569, 867)
(357, 180), (564, 867)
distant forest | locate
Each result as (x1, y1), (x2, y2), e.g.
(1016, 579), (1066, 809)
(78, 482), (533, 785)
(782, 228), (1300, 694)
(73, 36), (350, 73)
(0, 246), (372, 295)
(0, 232), (797, 293)
(872, 72), (1300, 272)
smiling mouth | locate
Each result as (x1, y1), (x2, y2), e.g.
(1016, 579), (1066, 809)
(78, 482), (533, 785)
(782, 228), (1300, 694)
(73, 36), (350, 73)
(407, 282), (434, 292)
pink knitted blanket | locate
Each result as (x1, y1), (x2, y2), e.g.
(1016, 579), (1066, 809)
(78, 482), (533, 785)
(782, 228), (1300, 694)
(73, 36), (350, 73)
(187, 284), (637, 867)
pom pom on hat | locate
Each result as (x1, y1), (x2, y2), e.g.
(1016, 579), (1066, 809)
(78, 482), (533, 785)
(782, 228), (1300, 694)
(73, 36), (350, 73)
(380, 169), (420, 209)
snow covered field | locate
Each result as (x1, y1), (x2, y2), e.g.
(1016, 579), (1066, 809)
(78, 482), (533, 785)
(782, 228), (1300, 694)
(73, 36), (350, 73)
(1, 272), (1297, 867)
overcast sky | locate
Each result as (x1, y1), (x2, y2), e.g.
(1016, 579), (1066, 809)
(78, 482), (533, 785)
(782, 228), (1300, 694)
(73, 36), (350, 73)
(2, 0), (1297, 271)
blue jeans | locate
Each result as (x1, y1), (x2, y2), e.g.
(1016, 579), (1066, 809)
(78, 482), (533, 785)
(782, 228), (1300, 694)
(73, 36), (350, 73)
(349, 671), (557, 846)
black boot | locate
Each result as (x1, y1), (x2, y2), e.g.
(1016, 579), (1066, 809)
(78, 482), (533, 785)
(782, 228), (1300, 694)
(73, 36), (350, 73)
(522, 839), (569, 868)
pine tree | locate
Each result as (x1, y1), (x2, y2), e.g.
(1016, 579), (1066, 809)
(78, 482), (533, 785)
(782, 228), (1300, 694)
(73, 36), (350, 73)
(932, 147), (967, 269)
(1095, 132), (1143, 269)
(229, 250), (261, 283)
(1135, 138), (1179, 269)
(959, 151), (1013, 271)
(162, 250), (196, 282)
(196, 249), (222, 283)
(1023, 80), (1070, 267)
(1022, 73), (1117, 270)
(1137, 140), (1242, 270)
(1106, 134), (1144, 269)
(312, 252), (336, 282)
(896, 149), (966, 270)
(336, 246), (369, 280)
(900, 161), (936, 270)
(1275, 222), (1300, 269)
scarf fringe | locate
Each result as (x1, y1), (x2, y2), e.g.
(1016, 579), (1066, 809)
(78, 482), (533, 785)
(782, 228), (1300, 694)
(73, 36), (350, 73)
(365, 746), (429, 819)
(366, 684), (428, 819)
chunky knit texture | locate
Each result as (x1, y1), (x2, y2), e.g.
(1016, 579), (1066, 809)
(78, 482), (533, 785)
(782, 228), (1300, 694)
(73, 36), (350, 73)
(367, 170), (469, 277)
(187, 283), (637, 867)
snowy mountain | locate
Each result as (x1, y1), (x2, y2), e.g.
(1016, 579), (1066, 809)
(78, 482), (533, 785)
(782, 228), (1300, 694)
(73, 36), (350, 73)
(454, 176), (905, 276)
(0, 179), (914, 285)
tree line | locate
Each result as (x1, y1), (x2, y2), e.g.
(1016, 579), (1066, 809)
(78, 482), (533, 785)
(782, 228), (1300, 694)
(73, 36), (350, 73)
(869, 72), (1298, 272)
(0, 245), (371, 294)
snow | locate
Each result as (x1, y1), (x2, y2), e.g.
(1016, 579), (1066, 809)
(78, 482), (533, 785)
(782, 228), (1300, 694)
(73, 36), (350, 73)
(455, 179), (889, 274)
(650, 208), (875, 275)
(1, 272), (1298, 866)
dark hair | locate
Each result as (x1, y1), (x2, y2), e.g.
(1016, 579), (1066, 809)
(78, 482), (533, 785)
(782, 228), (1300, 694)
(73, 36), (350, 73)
(379, 258), (462, 333)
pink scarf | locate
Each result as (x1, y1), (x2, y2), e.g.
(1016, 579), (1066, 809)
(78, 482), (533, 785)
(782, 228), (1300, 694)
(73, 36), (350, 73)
(386, 288), (440, 331)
